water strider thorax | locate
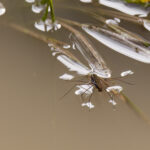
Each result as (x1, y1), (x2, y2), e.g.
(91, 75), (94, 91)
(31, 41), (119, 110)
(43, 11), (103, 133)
(90, 74), (109, 92)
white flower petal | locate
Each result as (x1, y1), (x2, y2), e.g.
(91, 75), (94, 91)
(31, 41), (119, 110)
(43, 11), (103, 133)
(81, 102), (95, 109)
(106, 86), (123, 93)
(121, 70), (134, 77)
(59, 74), (74, 80)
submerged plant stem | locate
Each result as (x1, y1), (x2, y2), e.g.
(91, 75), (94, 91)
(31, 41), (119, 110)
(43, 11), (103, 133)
(8, 22), (81, 63)
(120, 92), (150, 125)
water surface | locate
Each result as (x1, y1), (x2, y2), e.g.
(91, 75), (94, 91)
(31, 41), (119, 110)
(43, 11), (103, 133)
(1, 0), (150, 150)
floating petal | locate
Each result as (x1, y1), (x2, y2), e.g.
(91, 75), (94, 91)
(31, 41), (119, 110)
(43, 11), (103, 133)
(34, 19), (61, 32)
(34, 19), (53, 32)
(81, 102), (95, 109)
(52, 52), (59, 56)
(106, 18), (119, 25)
(106, 85), (123, 93)
(109, 99), (117, 106)
(63, 44), (71, 49)
(53, 22), (61, 30)
(59, 74), (74, 80)
(32, 3), (44, 13)
(121, 70), (134, 77)
(57, 55), (91, 75)
(75, 84), (93, 96)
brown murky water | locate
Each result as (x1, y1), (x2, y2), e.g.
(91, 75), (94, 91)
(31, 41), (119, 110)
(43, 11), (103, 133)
(0, 0), (150, 150)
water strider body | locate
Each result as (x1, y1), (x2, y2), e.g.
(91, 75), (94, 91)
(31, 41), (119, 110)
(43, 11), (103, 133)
(81, 73), (121, 100)
(91, 74), (103, 92)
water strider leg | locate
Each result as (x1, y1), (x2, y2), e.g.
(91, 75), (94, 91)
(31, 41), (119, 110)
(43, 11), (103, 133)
(113, 78), (134, 85)
(110, 77), (134, 85)
(59, 84), (78, 101)
(59, 82), (92, 101)
(80, 83), (93, 102)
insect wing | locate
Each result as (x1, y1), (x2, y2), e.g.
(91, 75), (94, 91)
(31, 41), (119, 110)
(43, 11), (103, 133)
(71, 34), (111, 78)
(49, 42), (91, 76)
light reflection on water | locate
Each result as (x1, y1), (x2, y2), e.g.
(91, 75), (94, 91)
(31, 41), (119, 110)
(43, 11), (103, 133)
(0, 2), (6, 15)
(0, 0), (150, 150)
